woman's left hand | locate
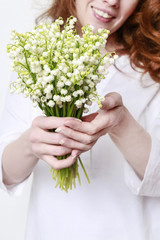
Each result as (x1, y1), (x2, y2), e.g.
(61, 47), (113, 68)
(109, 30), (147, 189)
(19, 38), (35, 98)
(55, 92), (126, 157)
(56, 91), (151, 179)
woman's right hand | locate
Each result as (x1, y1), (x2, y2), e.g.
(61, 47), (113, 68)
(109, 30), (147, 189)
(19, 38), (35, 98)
(29, 116), (79, 170)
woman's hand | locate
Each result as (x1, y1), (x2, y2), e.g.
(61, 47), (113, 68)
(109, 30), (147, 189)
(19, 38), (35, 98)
(57, 92), (151, 179)
(55, 92), (126, 156)
(29, 116), (81, 169)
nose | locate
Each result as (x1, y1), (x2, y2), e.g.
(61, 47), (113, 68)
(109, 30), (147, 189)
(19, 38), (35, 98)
(103, 0), (120, 8)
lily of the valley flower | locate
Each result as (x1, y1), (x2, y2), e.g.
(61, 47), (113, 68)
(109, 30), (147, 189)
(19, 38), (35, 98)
(7, 16), (118, 192)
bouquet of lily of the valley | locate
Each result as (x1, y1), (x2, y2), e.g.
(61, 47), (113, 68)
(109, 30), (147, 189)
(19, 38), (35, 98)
(7, 16), (118, 192)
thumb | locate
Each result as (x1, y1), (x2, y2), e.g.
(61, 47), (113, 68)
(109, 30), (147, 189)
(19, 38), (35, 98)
(101, 92), (123, 111)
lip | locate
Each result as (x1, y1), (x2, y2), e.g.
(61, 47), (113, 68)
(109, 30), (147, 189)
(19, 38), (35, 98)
(91, 6), (116, 18)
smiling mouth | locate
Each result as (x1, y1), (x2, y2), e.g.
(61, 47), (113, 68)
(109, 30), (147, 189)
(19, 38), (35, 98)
(92, 6), (115, 19)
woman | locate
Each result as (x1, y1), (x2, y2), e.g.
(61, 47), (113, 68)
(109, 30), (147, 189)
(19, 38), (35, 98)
(0, 0), (160, 239)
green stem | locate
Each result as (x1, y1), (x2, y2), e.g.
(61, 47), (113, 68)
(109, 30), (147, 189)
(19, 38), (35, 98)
(78, 157), (90, 184)
(68, 102), (75, 117)
(94, 52), (111, 73)
(23, 50), (36, 84)
(77, 107), (83, 119)
(55, 104), (60, 117)
(44, 103), (54, 116)
(63, 102), (66, 117)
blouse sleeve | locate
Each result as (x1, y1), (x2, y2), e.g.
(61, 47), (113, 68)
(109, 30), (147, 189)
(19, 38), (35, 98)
(0, 74), (33, 196)
(124, 89), (160, 197)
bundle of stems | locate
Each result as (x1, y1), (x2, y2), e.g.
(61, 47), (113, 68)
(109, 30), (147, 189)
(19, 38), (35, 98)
(43, 102), (90, 192)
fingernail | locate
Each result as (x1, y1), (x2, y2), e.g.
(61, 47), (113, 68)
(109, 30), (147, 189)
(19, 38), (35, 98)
(64, 122), (71, 127)
(59, 140), (65, 145)
(75, 118), (82, 122)
(71, 155), (77, 160)
(55, 128), (61, 133)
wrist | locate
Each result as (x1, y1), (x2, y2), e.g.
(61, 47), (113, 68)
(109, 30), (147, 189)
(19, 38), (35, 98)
(108, 107), (151, 179)
(23, 129), (39, 161)
(2, 129), (39, 186)
(109, 106), (131, 137)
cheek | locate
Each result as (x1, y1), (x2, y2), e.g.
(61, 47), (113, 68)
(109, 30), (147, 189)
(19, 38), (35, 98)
(109, 1), (138, 34)
(75, 1), (85, 25)
(121, 1), (139, 20)
(75, 0), (93, 27)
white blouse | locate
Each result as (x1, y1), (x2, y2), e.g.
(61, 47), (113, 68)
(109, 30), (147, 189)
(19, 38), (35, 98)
(0, 55), (160, 240)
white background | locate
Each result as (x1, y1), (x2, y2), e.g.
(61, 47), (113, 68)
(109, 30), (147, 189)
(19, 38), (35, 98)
(0, 0), (52, 239)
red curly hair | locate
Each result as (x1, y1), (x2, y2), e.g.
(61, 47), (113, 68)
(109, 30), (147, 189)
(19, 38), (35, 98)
(37, 0), (160, 83)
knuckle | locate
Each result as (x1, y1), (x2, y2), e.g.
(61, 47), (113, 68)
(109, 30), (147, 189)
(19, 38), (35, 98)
(84, 135), (93, 144)
(65, 128), (73, 137)
(51, 133), (60, 142)
(61, 147), (67, 155)
(88, 123), (99, 135)
(85, 144), (92, 151)
(43, 119), (51, 130)
(89, 127), (97, 135)
(107, 116), (114, 126)
(31, 144), (39, 154)
(116, 94), (122, 105)
(32, 116), (41, 127)
(102, 129), (107, 136)
(57, 146), (67, 155)
(111, 92), (122, 104)
(38, 116), (51, 130)
(83, 145), (89, 151)
(109, 97), (116, 106)
(62, 138), (70, 147)
(53, 161), (60, 170)
(29, 131), (37, 143)
(32, 118), (38, 127)
(88, 135), (94, 143)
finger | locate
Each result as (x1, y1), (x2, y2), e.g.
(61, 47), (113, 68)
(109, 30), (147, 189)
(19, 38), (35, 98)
(91, 107), (123, 130)
(64, 119), (96, 135)
(32, 143), (72, 156)
(57, 123), (110, 144)
(101, 92), (123, 111)
(63, 107), (123, 135)
(42, 151), (79, 170)
(71, 149), (82, 157)
(59, 127), (108, 150)
(59, 138), (96, 151)
(32, 116), (81, 130)
(30, 127), (66, 145)
(55, 125), (96, 144)
(63, 114), (107, 135)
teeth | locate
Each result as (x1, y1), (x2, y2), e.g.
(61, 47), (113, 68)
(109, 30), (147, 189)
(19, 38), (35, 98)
(94, 8), (113, 19)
